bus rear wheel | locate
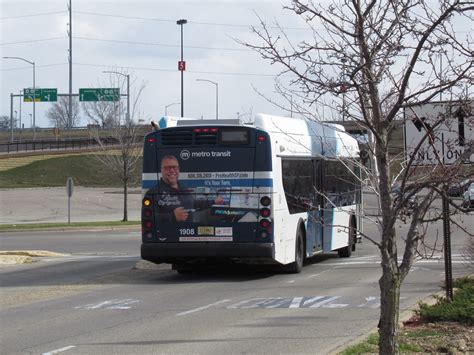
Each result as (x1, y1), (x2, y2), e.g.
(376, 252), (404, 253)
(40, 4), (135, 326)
(337, 221), (355, 258)
(285, 229), (304, 273)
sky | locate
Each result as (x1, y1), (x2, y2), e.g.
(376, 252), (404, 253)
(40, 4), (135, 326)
(0, 0), (311, 128)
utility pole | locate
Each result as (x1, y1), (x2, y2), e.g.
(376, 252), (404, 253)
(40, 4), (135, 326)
(68, 0), (73, 130)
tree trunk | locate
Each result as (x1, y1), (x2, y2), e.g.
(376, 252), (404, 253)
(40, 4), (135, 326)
(123, 178), (128, 222)
(378, 269), (401, 354)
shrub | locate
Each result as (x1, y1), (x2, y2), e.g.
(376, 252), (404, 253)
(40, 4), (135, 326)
(415, 277), (473, 325)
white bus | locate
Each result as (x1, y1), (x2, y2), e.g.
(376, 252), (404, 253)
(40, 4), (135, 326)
(141, 113), (362, 273)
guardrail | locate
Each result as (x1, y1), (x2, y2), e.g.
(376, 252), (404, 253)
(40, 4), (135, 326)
(0, 137), (121, 154)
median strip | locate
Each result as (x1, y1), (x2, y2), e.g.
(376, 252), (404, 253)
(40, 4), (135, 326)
(0, 250), (67, 265)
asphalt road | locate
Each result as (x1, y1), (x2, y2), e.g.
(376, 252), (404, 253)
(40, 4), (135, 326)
(1, 212), (472, 355)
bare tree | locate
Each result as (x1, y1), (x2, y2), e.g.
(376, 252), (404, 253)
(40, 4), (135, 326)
(83, 99), (119, 128)
(242, 1), (473, 353)
(0, 115), (11, 130)
(92, 70), (147, 221)
(46, 96), (81, 128)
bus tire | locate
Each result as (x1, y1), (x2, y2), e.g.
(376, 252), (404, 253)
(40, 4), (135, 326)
(338, 219), (355, 258)
(286, 228), (304, 273)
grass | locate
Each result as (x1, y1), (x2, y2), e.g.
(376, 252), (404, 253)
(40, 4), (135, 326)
(0, 220), (140, 232)
(339, 276), (473, 354)
(339, 334), (378, 355)
(340, 333), (421, 355)
(0, 154), (143, 188)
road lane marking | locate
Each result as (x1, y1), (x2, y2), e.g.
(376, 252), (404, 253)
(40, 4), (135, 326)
(176, 299), (231, 316)
(75, 299), (139, 310)
(42, 345), (76, 355)
(227, 296), (351, 309)
(326, 259), (466, 266)
(308, 296), (340, 308)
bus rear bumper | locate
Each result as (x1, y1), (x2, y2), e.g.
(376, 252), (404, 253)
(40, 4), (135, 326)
(141, 242), (274, 264)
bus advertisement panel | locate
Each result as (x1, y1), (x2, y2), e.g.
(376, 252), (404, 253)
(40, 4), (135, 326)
(141, 126), (275, 260)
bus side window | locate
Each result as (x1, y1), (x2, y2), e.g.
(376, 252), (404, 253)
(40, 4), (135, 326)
(282, 159), (313, 214)
(324, 160), (359, 207)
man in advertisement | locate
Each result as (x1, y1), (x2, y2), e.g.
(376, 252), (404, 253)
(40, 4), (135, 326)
(150, 155), (224, 223)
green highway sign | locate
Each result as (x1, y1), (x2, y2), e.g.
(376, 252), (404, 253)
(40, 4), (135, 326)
(23, 88), (58, 102)
(79, 88), (120, 102)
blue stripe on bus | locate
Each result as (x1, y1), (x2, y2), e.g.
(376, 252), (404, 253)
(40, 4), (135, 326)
(142, 178), (273, 189)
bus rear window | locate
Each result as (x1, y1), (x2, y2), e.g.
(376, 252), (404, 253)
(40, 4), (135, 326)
(220, 129), (249, 145)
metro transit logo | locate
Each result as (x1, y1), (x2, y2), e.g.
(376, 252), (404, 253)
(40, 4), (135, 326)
(180, 150), (190, 160)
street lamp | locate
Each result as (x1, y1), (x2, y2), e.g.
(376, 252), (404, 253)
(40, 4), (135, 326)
(3, 56), (36, 139)
(165, 102), (180, 116)
(177, 19), (187, 117)
(102, 71), (130, 124)
(196, 79), (218, 119)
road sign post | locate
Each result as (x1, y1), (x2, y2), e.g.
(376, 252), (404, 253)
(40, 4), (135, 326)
(66, 177), (74, 224)
(79, 88), (120, 102)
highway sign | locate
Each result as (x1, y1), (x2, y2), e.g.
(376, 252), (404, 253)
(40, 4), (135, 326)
(404, 101), (473, 165)
(79, 88), (120, 102)
(23, 88), (58, 102)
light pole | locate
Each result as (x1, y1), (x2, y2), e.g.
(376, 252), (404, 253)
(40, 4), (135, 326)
(14, 110), (17, 128)
(177, 19), (187, 117)
(196, 79), (218, 119)
(3, 56), (36, 139)
(165, 102), (180, 116)
(439, 49), (447, 101)
(29, 113), (32, 128)
(19, 89), (22, 131)
(102, 71), (130, 124)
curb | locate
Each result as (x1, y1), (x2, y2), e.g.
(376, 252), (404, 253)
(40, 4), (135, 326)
(0, 225), (140, 233)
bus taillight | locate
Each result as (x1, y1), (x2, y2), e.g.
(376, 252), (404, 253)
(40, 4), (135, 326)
(143, 198), (151, 207)
(144, 221), (152, 229)
(260, 219), (271, 228)
(260, 208), (271, 218)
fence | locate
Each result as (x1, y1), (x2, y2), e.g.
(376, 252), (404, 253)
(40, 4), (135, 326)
(0, 137), (121, 154)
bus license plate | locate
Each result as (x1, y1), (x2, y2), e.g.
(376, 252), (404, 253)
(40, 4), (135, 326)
(198, 226), (214, 236)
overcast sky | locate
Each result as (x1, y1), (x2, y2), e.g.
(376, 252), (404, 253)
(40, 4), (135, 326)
(1, 0), (312, 128)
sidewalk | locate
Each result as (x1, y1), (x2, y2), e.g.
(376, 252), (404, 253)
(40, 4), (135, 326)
(0, 187), (141, 224)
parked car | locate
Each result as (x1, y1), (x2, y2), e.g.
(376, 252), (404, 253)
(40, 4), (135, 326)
(462, 182), (474, 210)
(447, 184), (463, 197)
(392, 185), (417, 216)
(447, 178), (473, 197)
